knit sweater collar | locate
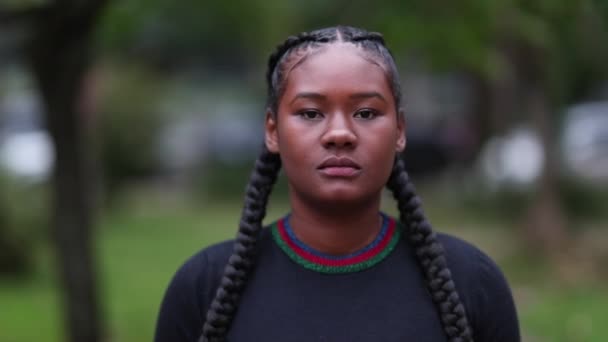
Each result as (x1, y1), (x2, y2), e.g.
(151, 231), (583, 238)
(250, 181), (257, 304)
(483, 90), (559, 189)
(270, 213), (401, 274)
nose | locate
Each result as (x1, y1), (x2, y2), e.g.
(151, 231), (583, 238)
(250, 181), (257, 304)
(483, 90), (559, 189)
(321, 114), (358, 149)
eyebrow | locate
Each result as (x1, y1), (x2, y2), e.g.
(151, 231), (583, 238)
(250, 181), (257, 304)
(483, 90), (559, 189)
(289, 91), (387, 105)
(289, 92), (327, 104)
(349, 91), (387, 103)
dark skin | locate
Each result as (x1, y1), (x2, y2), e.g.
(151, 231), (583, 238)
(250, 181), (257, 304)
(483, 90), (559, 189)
(266, 43), (406, 255)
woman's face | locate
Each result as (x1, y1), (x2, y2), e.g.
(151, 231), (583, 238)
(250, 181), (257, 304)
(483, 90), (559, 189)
(265, 43), (406, 208)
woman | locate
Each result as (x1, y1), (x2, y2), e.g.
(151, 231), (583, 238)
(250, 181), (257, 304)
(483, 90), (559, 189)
(155, 26), (520, 342)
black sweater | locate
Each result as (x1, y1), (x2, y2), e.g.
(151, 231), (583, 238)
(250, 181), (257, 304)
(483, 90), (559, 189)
(155, 222), (520, 341)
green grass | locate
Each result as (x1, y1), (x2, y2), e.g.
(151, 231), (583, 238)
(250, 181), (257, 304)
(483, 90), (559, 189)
(519, 285), (608, 342)
(1, 197), (607, 341)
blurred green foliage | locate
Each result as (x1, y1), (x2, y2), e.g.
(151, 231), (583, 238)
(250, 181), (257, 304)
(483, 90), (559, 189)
(437, 178), (608, 226)
(0, 0), (48, 10)
(196, 159), (290, 202)
(97, 0), (608, 88)
(0, 173), (47, 277)
(560, 179), (608, 221)
(96, 63), (165, 202)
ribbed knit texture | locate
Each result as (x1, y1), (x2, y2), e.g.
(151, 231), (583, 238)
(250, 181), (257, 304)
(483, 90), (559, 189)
(271, 213), (401, 274)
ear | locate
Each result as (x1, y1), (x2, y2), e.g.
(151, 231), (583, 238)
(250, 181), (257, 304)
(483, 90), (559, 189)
(265, 110), (280, 153)
(395, 109), (406, 152)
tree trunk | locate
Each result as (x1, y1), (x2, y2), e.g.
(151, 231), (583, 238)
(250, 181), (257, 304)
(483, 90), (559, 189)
(525, 84), (568, 254)
(467, 61), (519, 158)
(27, 1), (107, 341)
(502, 37), (570, 255)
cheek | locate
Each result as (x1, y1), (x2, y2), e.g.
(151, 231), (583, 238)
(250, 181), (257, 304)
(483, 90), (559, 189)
(276, 129), (316, 175)
(276, 119), (320, 154)
(364, 127), (399, 181)
(278, 131), (308, 158)
(368, 150), (395, 181)
(365, 122), (400, 150)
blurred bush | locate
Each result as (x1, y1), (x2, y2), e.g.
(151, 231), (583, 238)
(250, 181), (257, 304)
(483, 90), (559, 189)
(195, 158), (290, 202)
(96, 64), (165, 203)
(0, 172), (48, 277)
(454, 176), (608, 224)
(560, 178), (608, 221)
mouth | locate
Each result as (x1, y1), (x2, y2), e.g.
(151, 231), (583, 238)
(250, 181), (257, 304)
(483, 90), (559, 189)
(317, 156), (362, 177)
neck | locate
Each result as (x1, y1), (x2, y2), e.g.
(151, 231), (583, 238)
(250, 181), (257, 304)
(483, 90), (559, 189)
(288, 195), (383, 256)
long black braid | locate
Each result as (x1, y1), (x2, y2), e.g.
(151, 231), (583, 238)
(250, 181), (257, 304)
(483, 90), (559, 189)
(387, 157), (473, 341)
(199, 147), (281, 342)
(199, 26), (473, 342)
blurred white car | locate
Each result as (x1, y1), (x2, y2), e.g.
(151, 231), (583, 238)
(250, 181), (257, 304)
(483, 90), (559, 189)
(0, 130), (53, 182)
(0, 79), (54, 183)
(562, 101), (608, 182)
(479, 101), (608, 187)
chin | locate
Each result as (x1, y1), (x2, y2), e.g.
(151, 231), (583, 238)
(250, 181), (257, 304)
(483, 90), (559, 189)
(313, 188), (379, 208)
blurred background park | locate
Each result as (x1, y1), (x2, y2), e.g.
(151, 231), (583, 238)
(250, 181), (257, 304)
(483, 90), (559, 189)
(1, 0), (608, 341)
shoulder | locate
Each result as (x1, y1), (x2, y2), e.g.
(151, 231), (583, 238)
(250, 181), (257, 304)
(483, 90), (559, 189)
(436, 233), (501, 278)
(436, 233), (521, 341)
(436, 233), (515, 298)
(155, 239), (234, 342)
(435, 233), (510, 309)
(171, 239), (235, 306)
(165, 227), (276, 303)
(436, 232), (510, 299)
(186, 239), (235, 273)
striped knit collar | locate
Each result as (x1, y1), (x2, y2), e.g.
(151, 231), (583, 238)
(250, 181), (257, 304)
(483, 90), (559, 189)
(270, 213), (401, 274)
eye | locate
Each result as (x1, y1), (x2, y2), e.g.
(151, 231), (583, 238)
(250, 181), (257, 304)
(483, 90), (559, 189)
(354, 109), (378, 120)
(298, 110), (324, 120)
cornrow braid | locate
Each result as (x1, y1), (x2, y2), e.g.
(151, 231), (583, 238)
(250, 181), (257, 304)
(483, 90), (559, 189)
(336, 26), (402, 108)
(351, 30), (385, 44)
(199, 147), (281, 342)
(265, 26), (399, 114)
(387, 157), (473, 342)
(265, 32), (315, 89)
(265, 32), (324, 113)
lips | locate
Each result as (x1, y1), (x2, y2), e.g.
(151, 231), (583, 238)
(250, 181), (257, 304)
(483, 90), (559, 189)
(317, 156), (362, 177)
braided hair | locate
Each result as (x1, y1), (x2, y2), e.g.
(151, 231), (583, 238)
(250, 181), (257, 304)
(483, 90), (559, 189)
(199, 26), (473, 342)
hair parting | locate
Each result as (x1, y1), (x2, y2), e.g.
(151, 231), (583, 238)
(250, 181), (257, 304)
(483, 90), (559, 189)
(199, 25), (473, 342)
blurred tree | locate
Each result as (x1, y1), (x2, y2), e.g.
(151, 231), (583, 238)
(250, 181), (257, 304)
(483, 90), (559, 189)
(1, 0), (108, 341)
(485, 0), (608, 253)
(99, 0), (290, 70)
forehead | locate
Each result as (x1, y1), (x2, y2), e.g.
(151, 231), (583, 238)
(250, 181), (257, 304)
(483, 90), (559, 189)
(282, 43), (393, 101)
